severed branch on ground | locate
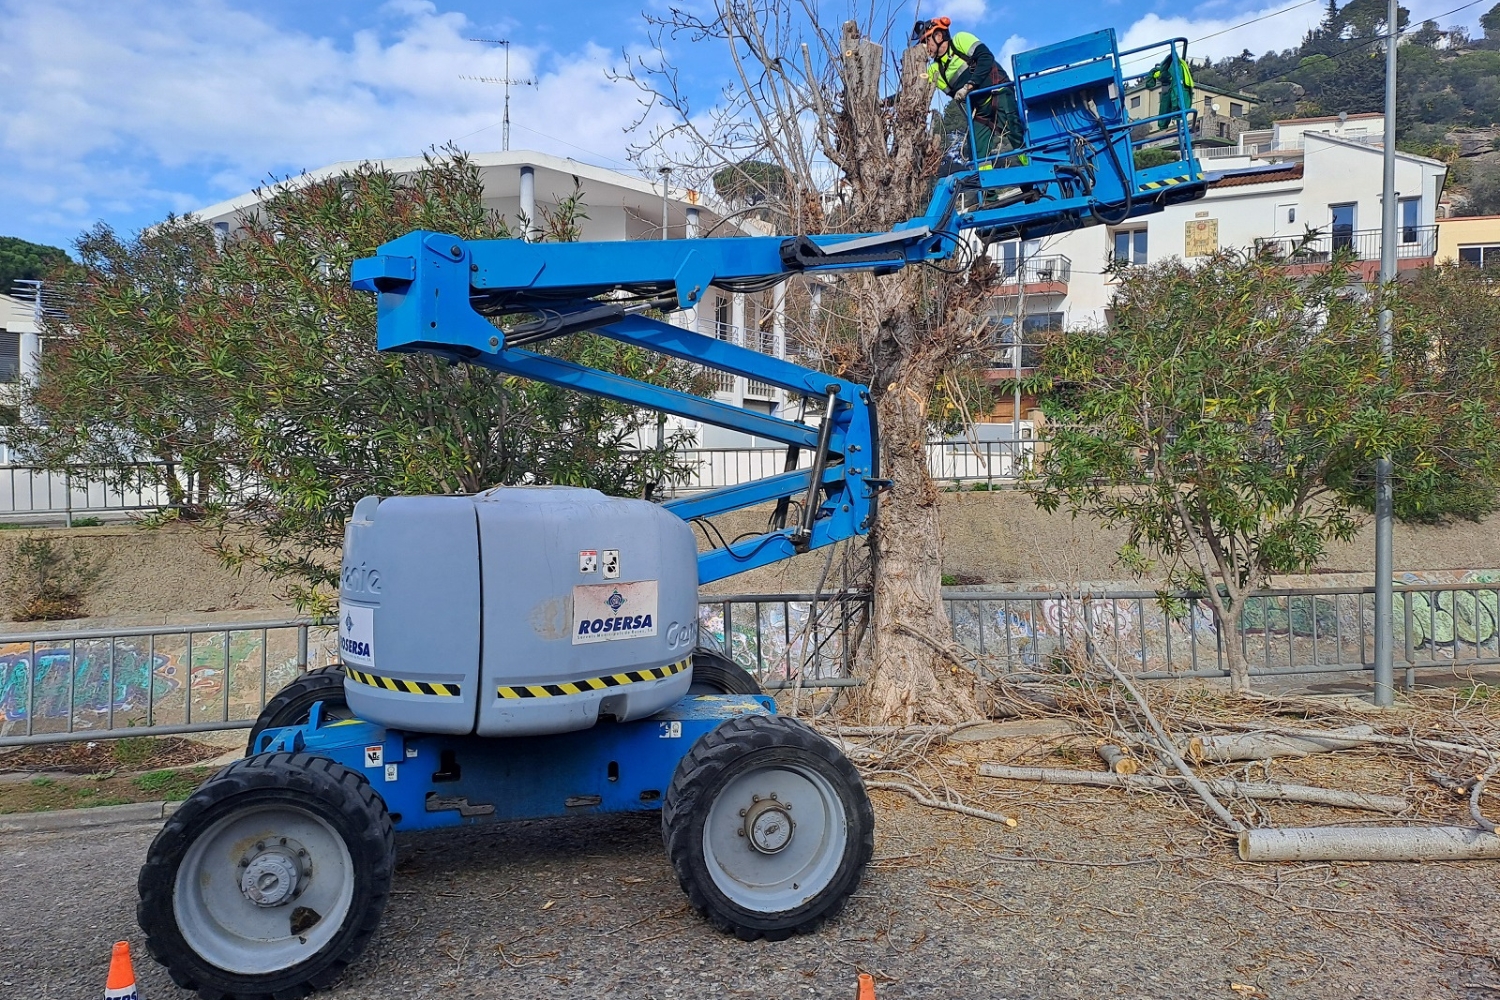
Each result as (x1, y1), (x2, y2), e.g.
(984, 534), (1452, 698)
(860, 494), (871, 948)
(865, 780), (1018, 827)
(1239, 825), (1500, 862)
(977, 763), (1408, 814)
(1096, 744), (1139, 775)
(1186, 726), (1377, 763)
(1089, 649), (1246, 834)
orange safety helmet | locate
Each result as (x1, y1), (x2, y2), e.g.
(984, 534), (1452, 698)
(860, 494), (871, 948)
(912, 16), (951, 43)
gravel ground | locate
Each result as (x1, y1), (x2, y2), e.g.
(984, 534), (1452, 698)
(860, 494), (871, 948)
(3, 776), (1498, 1000)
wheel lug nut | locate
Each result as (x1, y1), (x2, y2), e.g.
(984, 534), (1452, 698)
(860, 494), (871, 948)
(769, 793), (777, 801)
(738, 809), (747, 817)
(752, 795), (760, 802)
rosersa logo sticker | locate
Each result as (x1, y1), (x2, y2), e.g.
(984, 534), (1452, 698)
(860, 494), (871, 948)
(572, 581), (658, 644)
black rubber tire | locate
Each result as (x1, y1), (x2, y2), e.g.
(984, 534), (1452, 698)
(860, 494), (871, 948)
(138, 752), (395, 1000)
(687, 648), (763, 696)
(246, 666), (349, 755)
(661, 714), (874, 941)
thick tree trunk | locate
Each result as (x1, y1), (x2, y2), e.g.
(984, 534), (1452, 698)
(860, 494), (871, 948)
(860, 357), (981, 725)
(829, 25), (984, 725)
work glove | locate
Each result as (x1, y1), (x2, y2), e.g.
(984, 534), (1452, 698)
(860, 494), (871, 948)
(954, 84), (974, 101)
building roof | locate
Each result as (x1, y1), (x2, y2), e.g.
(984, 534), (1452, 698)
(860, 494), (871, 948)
(1208, 163), (1304, 188)
(1440, 214), (1500, 222)
(1273, 112), (1384, 125)
(194, 149), (733, 229)
(1303, 131), (1450, 167)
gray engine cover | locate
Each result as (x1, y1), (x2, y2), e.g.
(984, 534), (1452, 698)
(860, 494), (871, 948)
(339, 487), (699, 737)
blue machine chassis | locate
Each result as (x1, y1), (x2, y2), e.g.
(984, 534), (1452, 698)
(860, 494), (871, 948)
(256, 694), (778, 832)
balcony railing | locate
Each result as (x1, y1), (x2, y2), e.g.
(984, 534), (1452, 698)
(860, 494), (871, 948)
(991, 255), (1071, 292)
(1254, 225), (1437, 264)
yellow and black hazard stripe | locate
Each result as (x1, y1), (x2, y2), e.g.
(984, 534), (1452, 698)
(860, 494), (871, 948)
(497, 655), (691, 700)
(345, 667), (461, 697)
(1139, 171), (1205, 191)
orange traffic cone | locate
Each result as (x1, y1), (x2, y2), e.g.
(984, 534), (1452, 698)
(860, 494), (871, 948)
(855, 972), (876, 1000)
(104, 941), (140, 1000)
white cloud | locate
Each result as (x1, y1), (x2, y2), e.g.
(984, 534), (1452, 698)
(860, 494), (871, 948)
(996, 34), (1030, 68)
(1120, 1), (1324, 63)
(0, 0), (673, 243)
(933, 0), (989, 24)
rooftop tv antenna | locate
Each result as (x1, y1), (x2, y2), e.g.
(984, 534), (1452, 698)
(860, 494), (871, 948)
(462, 39), (537, 152)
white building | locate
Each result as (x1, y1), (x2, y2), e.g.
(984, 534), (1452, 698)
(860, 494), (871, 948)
(0, 290), (42, 417)
(196, 150), (793, 449)
(986, 114), (1448, 341)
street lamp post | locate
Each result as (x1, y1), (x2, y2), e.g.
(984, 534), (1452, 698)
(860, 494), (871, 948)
(1373, 0), (1399, 707)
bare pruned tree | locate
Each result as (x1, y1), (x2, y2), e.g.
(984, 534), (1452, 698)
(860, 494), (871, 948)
(620, 2), (997, 724)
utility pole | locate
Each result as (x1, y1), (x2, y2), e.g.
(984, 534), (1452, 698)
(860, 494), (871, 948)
(1012, 243), (1025, 477)
(1373, 0), (1399, 707)
(463, 39), (536, 152)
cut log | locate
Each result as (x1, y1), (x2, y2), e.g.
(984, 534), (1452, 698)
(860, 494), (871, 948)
(977, 763), (1408, 814)
(1219, 722), (1496, 761)
(1096, 745), (1139, 775)
(1239, 825), (1500, 862)
(1191, 726), (1376, 763)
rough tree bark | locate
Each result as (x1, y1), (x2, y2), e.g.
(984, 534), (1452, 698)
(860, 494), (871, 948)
(833, 26), (982, 724)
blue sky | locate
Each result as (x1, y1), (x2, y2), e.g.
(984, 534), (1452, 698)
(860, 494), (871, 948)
(0, 0), (1486, 252)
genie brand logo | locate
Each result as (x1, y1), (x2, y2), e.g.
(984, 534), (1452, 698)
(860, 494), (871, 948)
(342, 561), (382, 595)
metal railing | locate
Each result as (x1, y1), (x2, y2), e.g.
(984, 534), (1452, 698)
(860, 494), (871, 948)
(0, 619), (337, 746)
(1255, 225), (1437, 264)
(0, 463), (189, 523)
(659, 439), (1042, 494)
(990, 255), (1071, 292)
(943, 584), (1500, 684)
(2, 582), (1497, 745)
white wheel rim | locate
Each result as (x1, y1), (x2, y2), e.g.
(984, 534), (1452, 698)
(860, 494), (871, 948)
(173, 802), (355, 975)
(701, 762), (848, 913)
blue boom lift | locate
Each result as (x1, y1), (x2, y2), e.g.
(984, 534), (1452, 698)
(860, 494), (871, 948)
(137, 29), (1206, 999)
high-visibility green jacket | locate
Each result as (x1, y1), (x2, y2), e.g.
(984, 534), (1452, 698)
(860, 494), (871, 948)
(927, 32), (996, 98)
(926, 31), (1020, 145)
(1144, 54), (1195, 129)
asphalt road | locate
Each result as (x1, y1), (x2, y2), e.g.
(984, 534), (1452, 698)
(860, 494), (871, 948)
(2, 799), (1497, 1000)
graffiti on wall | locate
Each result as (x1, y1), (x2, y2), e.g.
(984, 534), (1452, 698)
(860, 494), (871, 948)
(0, 628), (335, 734)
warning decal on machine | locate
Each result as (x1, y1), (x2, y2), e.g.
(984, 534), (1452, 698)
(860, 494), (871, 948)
(572, 580), (658, 645)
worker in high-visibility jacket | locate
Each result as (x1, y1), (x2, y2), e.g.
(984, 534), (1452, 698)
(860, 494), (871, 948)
(915, 17), (1022, 165)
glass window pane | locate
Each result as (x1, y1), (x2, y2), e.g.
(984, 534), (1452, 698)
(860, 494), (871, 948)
(1400, 199), (1420, 243)
(1114, 231), (1129, 261)
(1133, 230), (1148, 263)
(1460, 247), (1483, 266)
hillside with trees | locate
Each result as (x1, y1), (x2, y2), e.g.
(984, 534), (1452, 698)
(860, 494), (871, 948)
(1193, 0), (1500, 214)
(0, 236), (70, 295)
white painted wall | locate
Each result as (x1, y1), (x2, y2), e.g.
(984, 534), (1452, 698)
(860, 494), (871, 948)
(997, 134), (1447, 328)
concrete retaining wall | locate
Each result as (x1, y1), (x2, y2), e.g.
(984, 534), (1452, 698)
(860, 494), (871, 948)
(0, 494), (1495, 625)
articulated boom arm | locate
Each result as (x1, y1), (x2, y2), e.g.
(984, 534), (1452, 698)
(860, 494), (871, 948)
(351, 28), (1207, 584)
